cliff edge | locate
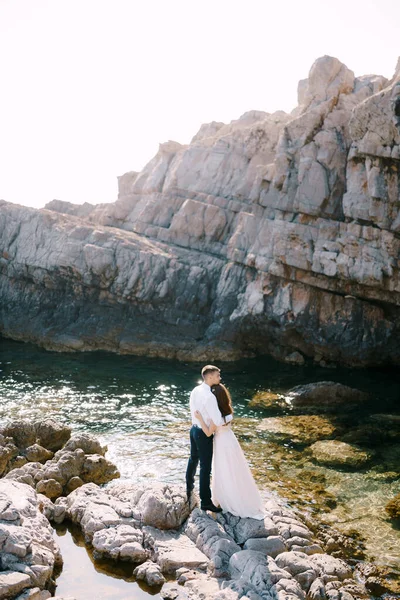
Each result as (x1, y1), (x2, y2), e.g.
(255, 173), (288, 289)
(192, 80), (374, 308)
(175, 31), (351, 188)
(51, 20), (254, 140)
(1, 55), (400, 366)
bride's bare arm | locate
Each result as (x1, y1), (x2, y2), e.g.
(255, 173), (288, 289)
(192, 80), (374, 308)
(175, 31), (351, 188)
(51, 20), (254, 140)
(194, 410), (216, 437)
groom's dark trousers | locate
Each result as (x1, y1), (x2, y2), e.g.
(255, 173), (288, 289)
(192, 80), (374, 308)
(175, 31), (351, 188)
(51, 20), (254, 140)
(186, 425), (213, 505)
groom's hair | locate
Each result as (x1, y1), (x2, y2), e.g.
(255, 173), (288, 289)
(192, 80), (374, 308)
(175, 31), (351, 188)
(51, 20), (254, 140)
(201, 365), (220, 379)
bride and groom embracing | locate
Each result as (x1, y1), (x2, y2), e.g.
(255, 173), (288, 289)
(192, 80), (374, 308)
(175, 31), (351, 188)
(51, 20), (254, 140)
(185, 364), (264, 519)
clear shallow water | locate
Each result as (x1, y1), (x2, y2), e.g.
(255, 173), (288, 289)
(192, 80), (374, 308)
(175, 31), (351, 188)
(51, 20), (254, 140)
(53, 523), (160, 600)
(1, 337), (400, 580)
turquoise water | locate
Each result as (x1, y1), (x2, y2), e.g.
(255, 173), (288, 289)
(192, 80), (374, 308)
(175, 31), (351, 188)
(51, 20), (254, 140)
(1, 337), (400, 590)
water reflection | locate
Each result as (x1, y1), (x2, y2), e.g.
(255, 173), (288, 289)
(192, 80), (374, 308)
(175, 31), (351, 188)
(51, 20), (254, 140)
(54, 523), (160, 600)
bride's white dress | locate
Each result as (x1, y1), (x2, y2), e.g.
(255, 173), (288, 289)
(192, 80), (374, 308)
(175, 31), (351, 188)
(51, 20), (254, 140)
(211, 421), (265, 519)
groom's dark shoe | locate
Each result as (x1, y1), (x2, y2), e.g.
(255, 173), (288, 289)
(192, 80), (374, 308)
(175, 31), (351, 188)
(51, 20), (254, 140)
(186, 488), (193, 503)
(200, 502), (222, 513)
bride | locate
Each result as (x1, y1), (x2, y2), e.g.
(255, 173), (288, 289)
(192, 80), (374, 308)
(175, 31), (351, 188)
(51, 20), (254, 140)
(195, 383), (264, 520)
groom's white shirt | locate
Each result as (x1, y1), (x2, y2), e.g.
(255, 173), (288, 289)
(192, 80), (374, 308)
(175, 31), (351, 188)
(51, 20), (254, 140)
(190, 382), (233, 428)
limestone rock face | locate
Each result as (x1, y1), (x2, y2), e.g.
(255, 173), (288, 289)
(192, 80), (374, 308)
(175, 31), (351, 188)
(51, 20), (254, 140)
(1, 55), (400, 366)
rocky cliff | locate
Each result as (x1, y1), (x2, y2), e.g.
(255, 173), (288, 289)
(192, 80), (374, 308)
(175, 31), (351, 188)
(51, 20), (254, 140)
(1, 55), (400, 366)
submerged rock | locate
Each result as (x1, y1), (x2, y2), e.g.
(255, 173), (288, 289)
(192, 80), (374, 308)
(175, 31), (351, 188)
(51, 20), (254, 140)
(385, 493), (400, 519)
(248, 390), (285, 410)
(354, 562), (400, 596)
(257, 415), (337, 444)
(310, 440), (373, 468)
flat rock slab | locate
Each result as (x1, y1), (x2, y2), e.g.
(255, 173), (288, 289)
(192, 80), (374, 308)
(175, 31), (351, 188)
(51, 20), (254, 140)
(143, 526), (209, 574)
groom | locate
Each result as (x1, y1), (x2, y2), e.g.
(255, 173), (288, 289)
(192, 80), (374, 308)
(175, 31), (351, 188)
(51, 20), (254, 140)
(185, 364), (226, 512)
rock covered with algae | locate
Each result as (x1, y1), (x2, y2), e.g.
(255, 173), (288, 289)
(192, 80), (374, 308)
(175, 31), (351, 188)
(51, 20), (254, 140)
(385, 493), (400, 519)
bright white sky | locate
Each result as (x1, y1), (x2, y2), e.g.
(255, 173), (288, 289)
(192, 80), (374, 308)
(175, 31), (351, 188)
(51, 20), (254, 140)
(0, 0), (399, 209)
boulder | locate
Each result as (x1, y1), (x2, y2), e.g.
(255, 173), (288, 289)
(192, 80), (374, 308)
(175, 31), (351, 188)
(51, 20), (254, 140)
(92, 523), (147, 562)
(308, 553), (352, 580)
(229, 550), (299, 596)
(34, 420), (71, 451)
(62, 433), (107, 456)
(0, 573), (32, 599)
(0, 437), (19, 475)
(275, 551), (318, 590)
(25, 445), (54, 463)
(133, 560), (166, 586)
(80, 454), (119, 484)
(283, 382), (369, 412)
(36, 478), (63, 500)
(0, 421), (36, 449)
(5, 439), (119, 500)
(243, 535), (287, 557)
(64, 476), (84, 494)
(222, 512), (278, 544)
(108, 481), (191, 529)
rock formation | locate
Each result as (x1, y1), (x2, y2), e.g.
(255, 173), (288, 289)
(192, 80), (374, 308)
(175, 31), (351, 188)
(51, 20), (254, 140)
(0, 480), (62, 600)
(0, 420), (387, 599)
(0, 420), (119, 500)
(1, 55), (400, 365)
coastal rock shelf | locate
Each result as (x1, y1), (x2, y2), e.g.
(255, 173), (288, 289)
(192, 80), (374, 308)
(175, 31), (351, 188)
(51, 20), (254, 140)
(1, 55), (400, 366)
(0, 474), (368, 600)
(0, 417), (395, 600)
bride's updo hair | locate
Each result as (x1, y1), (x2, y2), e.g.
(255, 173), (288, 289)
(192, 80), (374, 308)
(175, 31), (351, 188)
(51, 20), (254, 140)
(211, 383), (233, 421)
